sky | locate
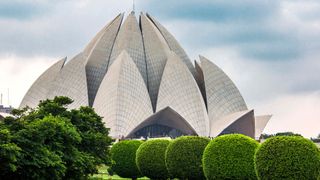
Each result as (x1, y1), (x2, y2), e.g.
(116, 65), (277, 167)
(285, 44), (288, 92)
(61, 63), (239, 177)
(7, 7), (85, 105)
(0, 0), (319, 138)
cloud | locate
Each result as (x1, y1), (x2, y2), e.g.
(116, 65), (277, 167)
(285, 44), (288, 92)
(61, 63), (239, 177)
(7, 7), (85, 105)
(0, 1), (53, 20)
(141, 0), (278, 22)
(140, 0), (306, 61)
(0, 0), (131, 57)
(0, 54), (55, 107)
(258, 91), (320, 138)
(0, 0), (317, 62)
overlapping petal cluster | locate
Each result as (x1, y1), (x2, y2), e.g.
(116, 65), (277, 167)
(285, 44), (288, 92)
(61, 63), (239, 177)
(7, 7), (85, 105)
(20, 12), (270, 139)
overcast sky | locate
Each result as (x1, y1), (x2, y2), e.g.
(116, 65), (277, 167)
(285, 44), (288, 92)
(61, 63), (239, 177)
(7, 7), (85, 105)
(0, 0), (319, 137)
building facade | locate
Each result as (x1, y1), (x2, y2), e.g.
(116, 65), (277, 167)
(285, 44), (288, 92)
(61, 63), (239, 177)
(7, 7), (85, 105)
(20, 12), (271, 139)
(0, 105), (12, 114)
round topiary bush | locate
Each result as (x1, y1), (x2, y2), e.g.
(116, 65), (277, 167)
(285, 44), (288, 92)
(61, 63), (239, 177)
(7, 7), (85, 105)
(254, 136), (320, 180)
(136, 139), (170, 179)
(110, 140), (143, 179)
(165, 136), (210, 179)
(203, 134), (259, 180)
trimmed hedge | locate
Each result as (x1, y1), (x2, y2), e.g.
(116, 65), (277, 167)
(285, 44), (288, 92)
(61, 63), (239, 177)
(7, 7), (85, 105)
(165, 136), (210, 179)
(255, 136), (320, 180)
(203, 134), (259, 180)
(110, 140), (143, 179)
(136, 139), (170, 179)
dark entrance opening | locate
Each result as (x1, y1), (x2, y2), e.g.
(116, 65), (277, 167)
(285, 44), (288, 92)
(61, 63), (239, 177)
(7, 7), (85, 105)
(126, 107), (197, 138)
(132, 124), (184, 138)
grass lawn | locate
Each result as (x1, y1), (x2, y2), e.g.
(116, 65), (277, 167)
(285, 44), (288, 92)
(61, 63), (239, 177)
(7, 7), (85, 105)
(90, 165), (149, 180)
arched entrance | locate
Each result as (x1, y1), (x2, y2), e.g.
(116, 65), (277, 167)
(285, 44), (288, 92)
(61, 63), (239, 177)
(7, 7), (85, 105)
(126, 107), (197, 138)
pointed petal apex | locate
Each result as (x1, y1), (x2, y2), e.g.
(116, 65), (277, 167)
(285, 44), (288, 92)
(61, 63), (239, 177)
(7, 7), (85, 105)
(93, 50), (153, 138)
(157, 52), (209, 136)
(255, 115), (272, 139)
(20, 57), (66, 108)
(211, 110), (255, 138)
(200, 56), (248, 124)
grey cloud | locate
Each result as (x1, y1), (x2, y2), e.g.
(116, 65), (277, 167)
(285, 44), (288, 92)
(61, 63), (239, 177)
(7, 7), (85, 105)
(138, 0), (303, 61)
(162, 21), (301, 61)
(0, 0), (318, 63)
(0, 1), (53, 20)
(0, 1), (128, 57)
(140, 0), (279, 22)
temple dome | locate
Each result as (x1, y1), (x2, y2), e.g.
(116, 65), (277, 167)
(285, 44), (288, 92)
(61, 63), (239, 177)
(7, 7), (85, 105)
(20, 12), (271, 139)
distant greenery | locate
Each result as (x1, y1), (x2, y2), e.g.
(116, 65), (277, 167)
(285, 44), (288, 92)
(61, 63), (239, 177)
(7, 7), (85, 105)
(311, 134), (320, 143)
(260, 132), (302, 140)
(203, 134), (259, 180)
(255, 136), (320, 180)
(0, 96), (112, 179)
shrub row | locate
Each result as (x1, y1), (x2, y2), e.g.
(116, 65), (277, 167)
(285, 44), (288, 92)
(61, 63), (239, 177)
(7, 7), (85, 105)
(110, 135), (320, 180)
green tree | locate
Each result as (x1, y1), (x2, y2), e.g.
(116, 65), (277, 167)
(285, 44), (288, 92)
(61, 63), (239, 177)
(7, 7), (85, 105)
(12, 116), (77, 179)
(0, 96), (112, 179)
(260, 132), (302, 140)
(0, 128), (21, 176)
(275, 132), (302, 137)
(33, 97), (112, 178)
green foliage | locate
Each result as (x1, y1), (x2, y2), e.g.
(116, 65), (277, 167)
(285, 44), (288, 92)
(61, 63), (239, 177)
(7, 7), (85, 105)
(13, 116), (79, 179)
(67, 106), (112, 177)
(260, 131), (302, 140)
(255, 136), (320, 180)
(165, 136), (210, 179)
(136, 139), (170, 179)
(107, 166), (114, 176)
(0, 96), (112, 179)
(0, 128), (21, 175)
(203, 134), (259, 180)
(274, 132), (302, 137)
(111, 140), (143, 179)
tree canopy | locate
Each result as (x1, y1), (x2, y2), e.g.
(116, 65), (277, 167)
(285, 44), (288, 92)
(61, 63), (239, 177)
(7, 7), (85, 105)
(260, 132), (302, 140)
(0, 96), (112, 179)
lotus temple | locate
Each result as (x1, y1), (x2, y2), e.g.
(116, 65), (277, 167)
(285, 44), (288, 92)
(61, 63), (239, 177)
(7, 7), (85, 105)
(20, 12), (271, 139)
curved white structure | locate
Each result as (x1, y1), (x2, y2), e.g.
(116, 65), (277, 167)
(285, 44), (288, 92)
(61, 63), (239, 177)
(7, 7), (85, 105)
(255, 115), (272, 139)
(85, 14), (124, 106)
(93, 51), (153, 138)
(199, 55), (248, 122)
(210, 110), (255, 137)
(157, 52), (209, 136)
(20, 12), (270, 139)
(109, 12), (147, 86)
(147, 14), (197, 78)
(20, 57), (66, 108)
(47, 53), (89, 109)
(140, 13), (171, 110)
